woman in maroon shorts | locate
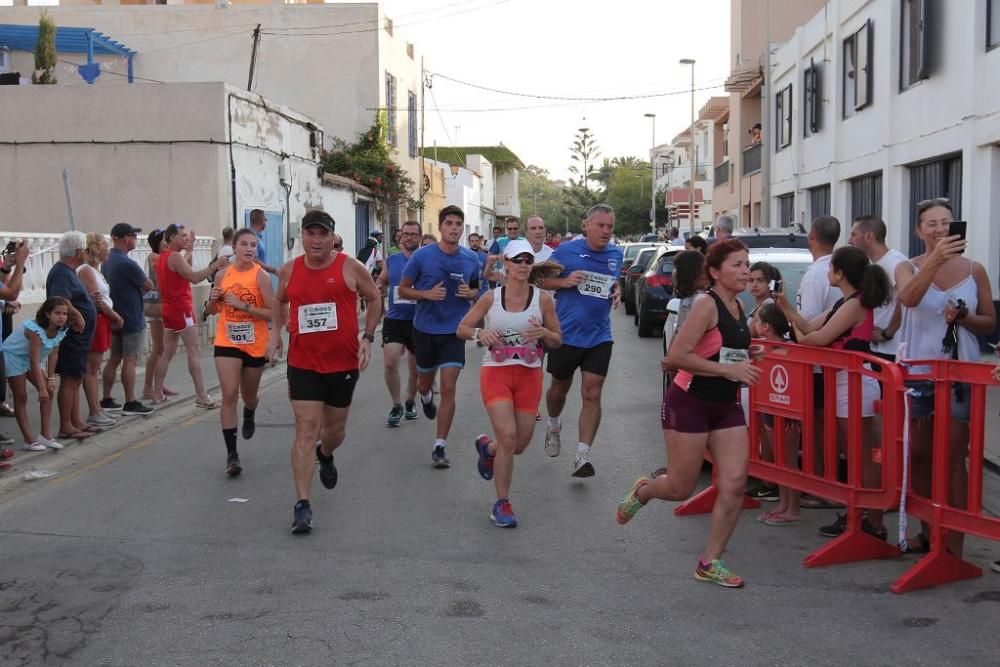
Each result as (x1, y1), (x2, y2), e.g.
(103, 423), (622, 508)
(616, 238), (762, 588)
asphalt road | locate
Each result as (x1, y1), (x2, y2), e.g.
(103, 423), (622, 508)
(1, 310), (999, 666)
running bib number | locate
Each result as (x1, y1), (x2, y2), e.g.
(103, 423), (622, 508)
(392, 286), (416, 306)
(298, 303), (337, 333)
(719, 346), (749, 365)
(577, 271), (615, 299)
(226, 322), (255, 345)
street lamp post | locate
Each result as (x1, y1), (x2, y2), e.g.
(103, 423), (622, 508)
(644, 113), (656, 234)
(679, 58), (696, 236)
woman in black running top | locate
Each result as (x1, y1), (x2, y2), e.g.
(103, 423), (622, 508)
(616, 238), (761, 588)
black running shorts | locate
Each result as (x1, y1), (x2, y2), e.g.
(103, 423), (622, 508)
(287, 366), (359, 408)
(546, 341), (613, 380)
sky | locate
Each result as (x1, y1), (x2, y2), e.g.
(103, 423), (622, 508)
(374, 0), (732, 182)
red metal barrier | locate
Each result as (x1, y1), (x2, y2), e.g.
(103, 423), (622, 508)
(890, 359), (1000, 594)
(673, 341), (905, 567)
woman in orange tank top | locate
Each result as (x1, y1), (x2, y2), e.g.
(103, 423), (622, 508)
(205, 228), (275, 476)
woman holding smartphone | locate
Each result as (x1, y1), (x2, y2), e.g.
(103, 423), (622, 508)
(896, 199), (995, 556)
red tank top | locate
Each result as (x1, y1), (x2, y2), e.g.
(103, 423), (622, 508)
(286, 253), (359, 373)
(157, 248), (193, 314)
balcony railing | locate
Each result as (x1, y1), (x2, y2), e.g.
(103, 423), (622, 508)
(742, 143), (761, 175)
(715, 160), (730, 187)
(495, 194), (519, 217)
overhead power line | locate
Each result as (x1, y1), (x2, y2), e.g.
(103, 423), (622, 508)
(425, 71), (727, 102)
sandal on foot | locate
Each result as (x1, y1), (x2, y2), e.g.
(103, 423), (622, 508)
(764, 513), (801, 526)
(58, 430), (91, 440)
(195, 398), (219, 410)
(756, 510), (778, 523)
(162, 387), (179, 397)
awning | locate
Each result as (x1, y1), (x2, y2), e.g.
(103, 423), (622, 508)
(0, 23), (137, 83)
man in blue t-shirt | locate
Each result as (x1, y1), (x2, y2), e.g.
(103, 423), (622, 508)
(485, 216), (520, 286)
(537, 203), (624, 478)
(249, 209), (278, 275)
(399, 205), (480, 468)
(376, 220), (421, 426)
(101, 223), (155, 417)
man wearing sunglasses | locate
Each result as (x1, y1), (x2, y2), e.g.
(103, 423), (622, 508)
(485, 217), (521, 286)
(538, 204), (623, 477)
(376, 221), (422, 425)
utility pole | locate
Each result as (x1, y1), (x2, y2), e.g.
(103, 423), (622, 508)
(247, 24), (261, 91)
(680, 58), (696, 235)
(644, 113), (656, 233)
(420, 59), (427, 228)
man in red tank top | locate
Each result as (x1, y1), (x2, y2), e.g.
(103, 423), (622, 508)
(268, 210), (382, 535)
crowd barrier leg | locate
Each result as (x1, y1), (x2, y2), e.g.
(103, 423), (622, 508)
(804, 506), (900, 568)
(890, 516), (983, 594)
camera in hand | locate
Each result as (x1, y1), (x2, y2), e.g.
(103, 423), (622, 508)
(3, 241), (20, 255)
(769, 279), (783, 294)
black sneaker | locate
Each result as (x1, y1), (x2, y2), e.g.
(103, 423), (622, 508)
(421, 395), (437, 420)
(226, 453), (242, 477)
(121, 400), (153, 416)
(100, 398), (123, 412)
(241, 408), (256, 440)
(291, 501), (312, 534)
(818, 513), (847, 537)
(386, 404), (404, 427)
(316, 443), (338, 489)
(431, 446), (450, 469)
(404, 400), (418, 420)
(747, 483), (780, 502)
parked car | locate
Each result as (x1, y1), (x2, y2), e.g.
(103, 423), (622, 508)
(731, 228), (808, 249)
(640, 233), (660, 242)
(623, 246), (662, 315)
(661, 247), (814, 393)
(634, 246), (681, 337)
(618, 242), (658, 297)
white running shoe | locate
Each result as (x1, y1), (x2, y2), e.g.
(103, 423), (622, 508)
(87, 413), (116, 427)
(39, 436), (63, 450)
(571, 453), (595, 478)
(23, 441), (46, 452)
(544, 429), (561, 457)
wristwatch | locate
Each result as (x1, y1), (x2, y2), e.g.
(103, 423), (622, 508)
(472, 327), (481, 342)
(362, 332), (375, 343)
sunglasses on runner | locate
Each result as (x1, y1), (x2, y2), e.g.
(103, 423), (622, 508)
(507, 255), (533, 265)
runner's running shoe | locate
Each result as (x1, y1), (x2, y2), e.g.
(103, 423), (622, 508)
(404, 400), (418, 420)
(571, 453), (595, 478)
(475, 435), (494, 480)
(616, 478), (649, 525)
(431, 446), (450, 469)
(291, 501), (312, 534)
(386, 404), (404, 427)
(226, 453), (242, 477)
(543, 428), (561, 457)
(316, 444), (338, 489)
(490, 499), (518, 528)
(421, 395), (437, 420)
(241, 407), (256, 439)
(694, 559), (745, 588)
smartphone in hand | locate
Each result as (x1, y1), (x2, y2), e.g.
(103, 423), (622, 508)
(948, 220), (967, 242)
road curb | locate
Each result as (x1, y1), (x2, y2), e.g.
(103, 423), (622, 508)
(0, 362), (288, 505)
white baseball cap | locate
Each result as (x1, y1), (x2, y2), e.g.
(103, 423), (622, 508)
(503, 239), (535, 259)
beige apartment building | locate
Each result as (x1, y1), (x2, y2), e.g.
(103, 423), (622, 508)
(712, 0), (826, 229)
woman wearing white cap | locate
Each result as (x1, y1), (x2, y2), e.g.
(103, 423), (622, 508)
(457, 239), (562, 527)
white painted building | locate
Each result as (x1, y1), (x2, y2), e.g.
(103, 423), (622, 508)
(651, 103), (723, 232)
(427, 155), (497, 244)
(0, 82), (371, 261)
(767, 0), (1000, 279)
(0, 3), (424, 229)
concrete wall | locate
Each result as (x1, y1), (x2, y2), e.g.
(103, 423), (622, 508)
(768, 0), (1000, 280)
(0, 82), (326, 251)
(0, 4), (424, 223)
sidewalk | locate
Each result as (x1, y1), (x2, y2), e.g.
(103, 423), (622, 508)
(0, 320), (286, 478)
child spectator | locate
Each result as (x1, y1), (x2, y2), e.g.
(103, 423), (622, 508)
(4, 297), (70, 452)
(750, 302), (803, 525)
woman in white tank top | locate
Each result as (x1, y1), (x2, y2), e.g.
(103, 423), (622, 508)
(458, 239), (562, 528)
(896, 201), (995, 556)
